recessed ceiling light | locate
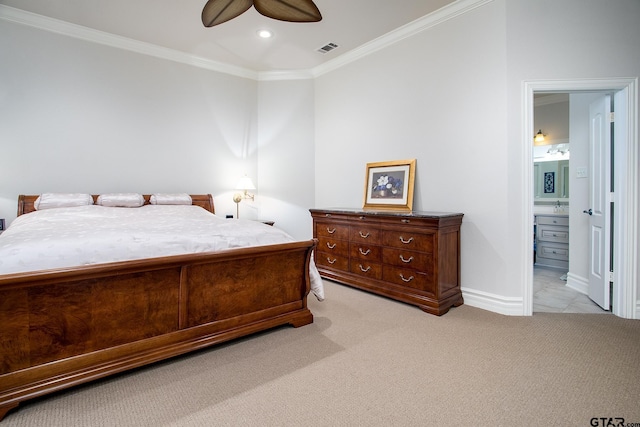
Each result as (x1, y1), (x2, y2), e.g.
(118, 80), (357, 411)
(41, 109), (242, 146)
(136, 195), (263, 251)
(257, 29), (273, 39)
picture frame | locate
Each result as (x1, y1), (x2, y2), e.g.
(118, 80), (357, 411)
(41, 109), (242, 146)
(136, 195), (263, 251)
(363, 159), (416, 211)
(544, 171), (555, 193)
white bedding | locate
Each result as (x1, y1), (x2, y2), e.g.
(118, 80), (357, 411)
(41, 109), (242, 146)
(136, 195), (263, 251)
(0, 205), (324, 301)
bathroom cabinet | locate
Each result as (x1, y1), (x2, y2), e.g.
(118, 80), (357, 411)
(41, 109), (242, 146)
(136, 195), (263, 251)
(535, 214), (569, 270)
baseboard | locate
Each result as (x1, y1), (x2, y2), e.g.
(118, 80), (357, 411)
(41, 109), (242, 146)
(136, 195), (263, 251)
(461, 287), (524, 316)
(566, 272), (588, 295)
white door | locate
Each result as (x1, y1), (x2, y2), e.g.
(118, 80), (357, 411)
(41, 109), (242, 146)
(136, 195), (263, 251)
(587, 95), (611, 310)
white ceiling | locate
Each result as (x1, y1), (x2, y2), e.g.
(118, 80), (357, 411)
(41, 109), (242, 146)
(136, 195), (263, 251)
(0, 0), (456, 72)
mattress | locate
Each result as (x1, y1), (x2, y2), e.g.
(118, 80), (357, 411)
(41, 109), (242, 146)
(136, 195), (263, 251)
(0, 204), (324, 300)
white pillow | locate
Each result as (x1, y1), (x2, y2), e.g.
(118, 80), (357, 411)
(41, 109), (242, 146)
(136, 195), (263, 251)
(97, 193), (145, 208)
(34, 193), (93, 210)
(149, 193), (192, 205)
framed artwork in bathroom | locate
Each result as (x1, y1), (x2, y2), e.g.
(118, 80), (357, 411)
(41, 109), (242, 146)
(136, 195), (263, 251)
(544, 171), (555, 193)
(363, 159), (416, 211)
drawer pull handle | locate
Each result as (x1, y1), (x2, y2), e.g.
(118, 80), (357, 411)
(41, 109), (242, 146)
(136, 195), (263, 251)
(399, 274), (414, 282)
(359, 248), (371, 256)
(359, 231), (370, 238)
(401, 219), (410, 223)
(327, 227), (336, 234)
(325, 213), (332, 217)
(359, 216), (366, 220)
(327, 257), (337, 264)
(399, 255), (414, 263)
(326, 242), (337, 249)
(399, 236), (414, 244)
(359, 264), (371, 273)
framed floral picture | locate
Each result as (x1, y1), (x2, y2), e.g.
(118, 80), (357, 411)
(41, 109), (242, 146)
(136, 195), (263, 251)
(363, 159), (416, 211)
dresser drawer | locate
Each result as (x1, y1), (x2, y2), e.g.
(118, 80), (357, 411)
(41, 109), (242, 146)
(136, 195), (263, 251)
(310, 208), (463, 316)
(350, 226), (381, 244)
(315, 221), (350, 240)
(537, 242), (569, 261)
(537, 225), (569, 244)
(317, 237), (349, 257)
(382, 230), (434, 253)
(536, 215), (569, 227)
(350, 244), (382, 261)
(382, 248), (432, 272)
(315, 251), (349, 271)
(382, 266), (434, 294)
(350, 261), (382, 280)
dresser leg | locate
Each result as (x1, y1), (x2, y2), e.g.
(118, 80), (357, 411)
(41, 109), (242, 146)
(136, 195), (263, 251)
(0, 402), (19, 421)
(419, 294), (464, 316)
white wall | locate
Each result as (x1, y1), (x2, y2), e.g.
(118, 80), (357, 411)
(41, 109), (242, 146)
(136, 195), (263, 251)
(315, 0), (640, 314)
(0, 20), (259, 224)
(256, 79), (316, 240)
(315, 1), (511, 301)
(506, 0), (640, 314)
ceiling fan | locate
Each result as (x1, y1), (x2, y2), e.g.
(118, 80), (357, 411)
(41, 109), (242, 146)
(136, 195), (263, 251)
(202, 0), (322, 27)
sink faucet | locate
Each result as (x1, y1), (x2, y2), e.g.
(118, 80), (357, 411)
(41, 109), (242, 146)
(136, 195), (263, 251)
(554, 200), (561, 213)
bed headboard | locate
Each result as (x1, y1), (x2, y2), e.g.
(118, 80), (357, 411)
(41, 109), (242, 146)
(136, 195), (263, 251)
(17, 194), (215, 216)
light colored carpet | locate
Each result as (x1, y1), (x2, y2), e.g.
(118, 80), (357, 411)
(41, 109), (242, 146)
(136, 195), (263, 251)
(3, 280), (640, 426)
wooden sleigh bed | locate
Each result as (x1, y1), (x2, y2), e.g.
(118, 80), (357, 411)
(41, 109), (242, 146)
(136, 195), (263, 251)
(0, 194), (318, 421)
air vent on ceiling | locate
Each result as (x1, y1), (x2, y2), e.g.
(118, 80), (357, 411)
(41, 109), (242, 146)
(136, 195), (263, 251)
(317, 42), (339, 54)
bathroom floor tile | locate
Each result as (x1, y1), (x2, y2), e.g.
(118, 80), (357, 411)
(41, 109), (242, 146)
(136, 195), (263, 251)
(533, 266), (608, 314)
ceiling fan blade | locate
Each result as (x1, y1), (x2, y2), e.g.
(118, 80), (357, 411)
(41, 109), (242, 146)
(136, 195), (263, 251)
(202, 0), (253, 27)
(253, 0), (322, 23)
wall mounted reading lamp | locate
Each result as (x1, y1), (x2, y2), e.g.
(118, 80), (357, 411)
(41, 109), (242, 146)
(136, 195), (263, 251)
(233, 175), (255, 218)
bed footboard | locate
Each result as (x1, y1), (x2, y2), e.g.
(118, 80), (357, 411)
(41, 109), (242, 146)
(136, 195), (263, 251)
(0, 239), (316, 421)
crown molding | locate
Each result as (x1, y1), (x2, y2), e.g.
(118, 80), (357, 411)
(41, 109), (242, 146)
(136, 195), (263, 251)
(1, 0), (493, 82)
(309, 0), (493, 78)
(0, 4), (259, 80)
(257, 69), (316, 82)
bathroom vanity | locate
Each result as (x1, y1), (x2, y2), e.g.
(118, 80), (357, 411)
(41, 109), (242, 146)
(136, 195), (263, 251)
(534, 214), (569, 270)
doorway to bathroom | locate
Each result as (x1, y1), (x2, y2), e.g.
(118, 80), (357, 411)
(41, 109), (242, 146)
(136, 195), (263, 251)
(522, 78), (638, 319)
(532, 93), (607, 313)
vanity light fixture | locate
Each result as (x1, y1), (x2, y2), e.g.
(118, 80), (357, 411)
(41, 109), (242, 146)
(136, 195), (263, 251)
(233, 175), (256, 218)
(548, 144), (569, 156)
(534, 129), (545, 143)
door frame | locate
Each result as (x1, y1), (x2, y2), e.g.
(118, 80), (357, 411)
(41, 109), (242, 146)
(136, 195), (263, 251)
(522, 78), (638, 319)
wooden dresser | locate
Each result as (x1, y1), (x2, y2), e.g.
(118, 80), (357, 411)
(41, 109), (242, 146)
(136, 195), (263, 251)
(310, 208), (464, 315)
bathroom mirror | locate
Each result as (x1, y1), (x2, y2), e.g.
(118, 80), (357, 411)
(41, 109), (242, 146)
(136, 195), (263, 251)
(534, 143), (569, 203)
(534, 159), (569, 201)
